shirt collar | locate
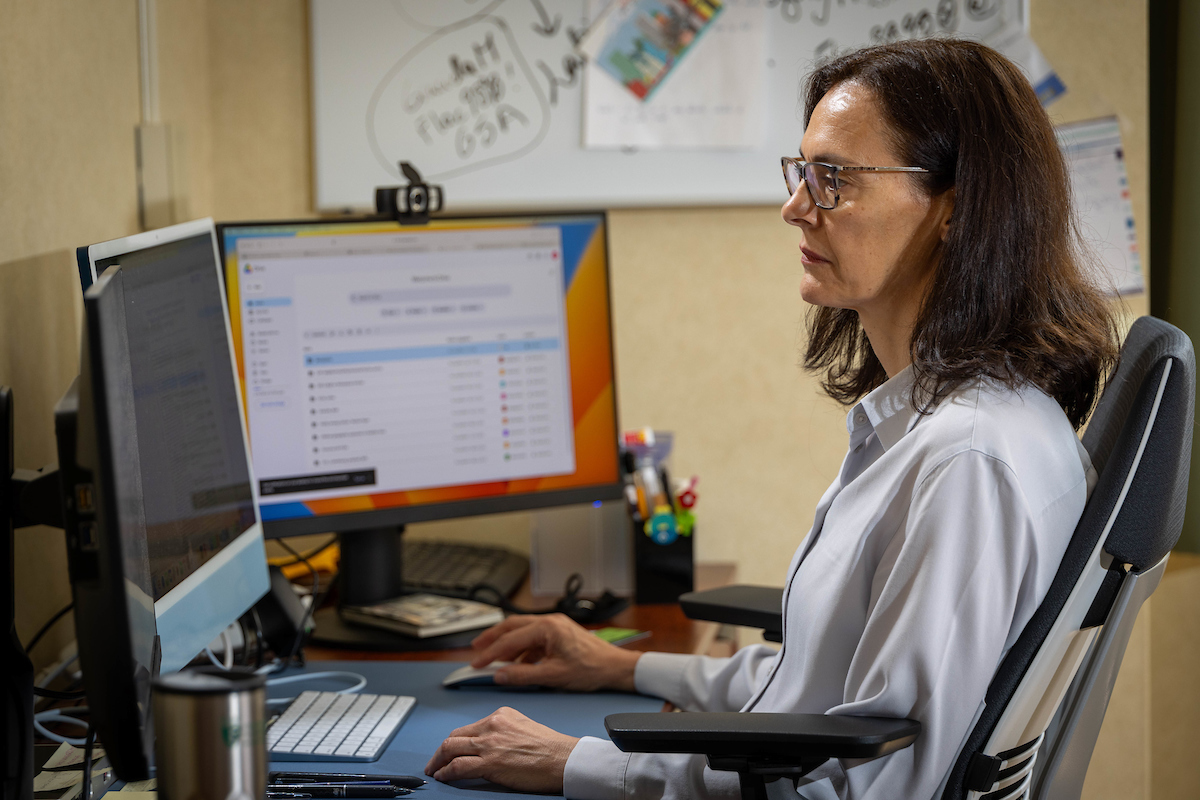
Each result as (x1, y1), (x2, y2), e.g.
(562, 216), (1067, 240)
(846, 365), (921, 452)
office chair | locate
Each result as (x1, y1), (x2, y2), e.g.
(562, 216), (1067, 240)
(606, 316), (1195, 800)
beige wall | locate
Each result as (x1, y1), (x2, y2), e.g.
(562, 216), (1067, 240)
(5, 2), (1190, 797)
(1152, 554), (1200, 799)
(1, 0), (141, 669)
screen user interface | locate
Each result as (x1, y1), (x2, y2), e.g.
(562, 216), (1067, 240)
(94, 234), (257, 600)
(220, 215), (620, 525)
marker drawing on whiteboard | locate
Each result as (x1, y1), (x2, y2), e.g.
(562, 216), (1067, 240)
(366, 16), (552, 182)
(390, 0), (509, 34)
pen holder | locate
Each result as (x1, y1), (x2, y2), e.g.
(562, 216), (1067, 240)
(621, 429), (695, 604)
(152, 667), (267, 800)
(633, 518), (694, 603)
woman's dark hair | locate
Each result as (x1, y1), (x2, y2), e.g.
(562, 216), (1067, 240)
(801, 39), (1120, 428)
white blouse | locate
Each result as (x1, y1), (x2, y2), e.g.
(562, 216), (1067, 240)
(563, 367), (1094, 800)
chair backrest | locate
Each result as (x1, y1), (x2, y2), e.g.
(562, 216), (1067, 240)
(940, 316), (1195, 800)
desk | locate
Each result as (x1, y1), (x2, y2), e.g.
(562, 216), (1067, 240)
(268, 661), (665, 798)
(306, 563), (738, 663)
(270, 564), (736, 797)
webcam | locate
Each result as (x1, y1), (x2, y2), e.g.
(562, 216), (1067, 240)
(375, 162), (443, 224)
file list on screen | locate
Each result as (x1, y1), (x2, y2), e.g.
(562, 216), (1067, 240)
(232, 225), (577, 506)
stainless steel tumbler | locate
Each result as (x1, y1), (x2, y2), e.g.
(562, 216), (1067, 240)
(152, 666), (268, 800)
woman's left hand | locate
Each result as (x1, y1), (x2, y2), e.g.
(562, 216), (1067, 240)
(424, 706), (580, 793)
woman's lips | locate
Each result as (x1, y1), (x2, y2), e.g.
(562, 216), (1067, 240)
(800, 246), (829, 266)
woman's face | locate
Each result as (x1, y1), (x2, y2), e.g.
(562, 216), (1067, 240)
(782, 82), (953, 330)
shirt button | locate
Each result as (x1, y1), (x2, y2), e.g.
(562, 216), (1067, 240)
(854, 413), (867, 426)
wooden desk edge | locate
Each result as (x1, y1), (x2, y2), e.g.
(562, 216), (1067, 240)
(304, 562), (738, 662)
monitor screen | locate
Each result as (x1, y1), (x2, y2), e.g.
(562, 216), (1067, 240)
(79, 219), (269, 676)
(219, 213), (622, 536)
(94, 233), (259, 602)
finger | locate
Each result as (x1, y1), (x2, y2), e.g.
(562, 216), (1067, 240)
(444, 716), (494, 739)
(471, 623), (550, 668)
(470, 615), (539, 651)
(425, 734), (480, 775)
(493, 661), (564, 687)
(432, 754), (488, 784)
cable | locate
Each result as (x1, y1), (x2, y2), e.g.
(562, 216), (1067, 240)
(33, 652), (86, 713)
(81, 725), (95, 800)
(24, 603), (73, 654)
(38, 652), (80, 690)
(467, 573), (629, 623)
(33, 708), (90, 745)
(255, 658), (285, 676)
(266, 671), (368, 691)
(264, 670), (368, 707)
(33, 651), (83, 711)
(250, 607), (266, 669)
(33, 687), (86, 700)
(271, 535), (338, 566)
(275, 539), (320, 668)
(204, 625), (240, 670)
(33, 719), (88, 745)
(206, 644), (228, 670)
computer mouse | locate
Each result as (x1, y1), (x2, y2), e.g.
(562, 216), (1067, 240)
(441, 662), (515, 688)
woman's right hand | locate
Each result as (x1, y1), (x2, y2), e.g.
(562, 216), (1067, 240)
(468, 613), (642, 692)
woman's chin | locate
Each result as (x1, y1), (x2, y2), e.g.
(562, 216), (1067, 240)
(799, 278), (833, 308)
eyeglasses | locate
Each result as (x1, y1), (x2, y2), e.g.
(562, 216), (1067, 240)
(781, 157), (930, 210)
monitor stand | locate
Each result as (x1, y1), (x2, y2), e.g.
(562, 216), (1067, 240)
(2, 387), (35, 800)
(3, 387), (70, 800)
(309, 525), (481, 651)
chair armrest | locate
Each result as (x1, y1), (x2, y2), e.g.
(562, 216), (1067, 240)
(679, 585), (784, 642)
(605, 712), (920, 761)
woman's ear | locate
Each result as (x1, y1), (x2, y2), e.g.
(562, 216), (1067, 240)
(939, 188), (956, 242)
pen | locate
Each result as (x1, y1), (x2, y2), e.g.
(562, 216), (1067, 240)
(269, 773), (426, 789)
(266, 794), (312, 799)
(269, 787), (407, 798)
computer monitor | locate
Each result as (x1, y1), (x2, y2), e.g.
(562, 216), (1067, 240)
(215, 213), (623, 615)
(60, 219), (270, 779)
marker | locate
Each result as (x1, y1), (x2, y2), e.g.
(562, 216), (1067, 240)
(269, 773), (425, 789)
(269, 787), (407, 799)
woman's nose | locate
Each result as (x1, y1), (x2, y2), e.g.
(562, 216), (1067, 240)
(781, 181), (818, 226)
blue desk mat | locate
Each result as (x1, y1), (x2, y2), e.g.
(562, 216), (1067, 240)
(268, 660), (666, 797)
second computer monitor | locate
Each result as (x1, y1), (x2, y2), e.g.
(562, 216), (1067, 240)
(218, 213), (622, 539)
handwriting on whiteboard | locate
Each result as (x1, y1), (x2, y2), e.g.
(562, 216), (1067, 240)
(351, 0), (1015, 188)
(367, 0), (589, 182)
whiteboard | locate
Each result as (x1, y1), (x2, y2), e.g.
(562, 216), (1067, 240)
(311, 0), (1022, 211)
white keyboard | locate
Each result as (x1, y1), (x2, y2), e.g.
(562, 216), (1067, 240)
(267, 690), (416, 762)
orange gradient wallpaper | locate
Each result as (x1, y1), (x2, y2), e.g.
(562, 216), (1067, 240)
(221, 215), (620, 524)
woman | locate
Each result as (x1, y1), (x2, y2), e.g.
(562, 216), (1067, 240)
(425, 39), (1119, 799)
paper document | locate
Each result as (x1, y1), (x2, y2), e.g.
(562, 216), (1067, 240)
(1057, 117), (1144, 296)
(579, 0), (724, 101)
(41, 742), (106, 769)
(582, 0), (763, 149)
(985, 22), (1066, 105)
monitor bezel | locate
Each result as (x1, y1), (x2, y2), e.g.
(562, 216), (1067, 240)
(62, 267), (157, 780)
(216, 211), (624, 539)
(79, 218), (270, 672)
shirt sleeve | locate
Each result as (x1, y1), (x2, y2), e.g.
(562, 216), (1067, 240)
(635, 646), (780, 711)
(794, 449), (1081, 799)
(562, 645), (781, 798)
(563, 737), (743, 800)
